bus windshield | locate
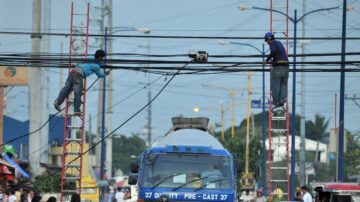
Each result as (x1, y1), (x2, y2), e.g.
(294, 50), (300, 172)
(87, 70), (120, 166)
(140, 153), (233, 190)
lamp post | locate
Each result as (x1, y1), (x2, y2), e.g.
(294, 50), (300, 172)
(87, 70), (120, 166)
(219, 40), (268, 196)
(193, 103), (228, 141)
(201, 84), (245, 140)
(238, 4), (339, 200)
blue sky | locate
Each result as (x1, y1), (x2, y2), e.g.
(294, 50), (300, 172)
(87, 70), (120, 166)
(0, 0), (359, 145)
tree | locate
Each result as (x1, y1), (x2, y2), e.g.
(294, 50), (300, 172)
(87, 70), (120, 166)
(33, 173), (67, 193)
(305, 114), (330, 141)
(112, 134), (147, 175)
(345, 131), (360, 177)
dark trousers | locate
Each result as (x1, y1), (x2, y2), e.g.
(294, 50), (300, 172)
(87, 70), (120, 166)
(271, 66), (289, 106)
(55, 71), (84, 112)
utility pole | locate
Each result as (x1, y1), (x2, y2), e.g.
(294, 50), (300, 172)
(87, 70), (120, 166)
(105, 0), (113, 178)
(245, 73), (252, 174)
(220, 103), (225, 141)
(338, 0), (347, 182)
(29, 0), (42, 176)
(40, 0), (51, 165)
(147, 40), (152, 146)
(299, 0), (307, 187)
(95, 0), (106, 168)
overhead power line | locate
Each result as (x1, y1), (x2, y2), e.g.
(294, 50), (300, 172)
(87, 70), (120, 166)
(0, 31), (360, 40)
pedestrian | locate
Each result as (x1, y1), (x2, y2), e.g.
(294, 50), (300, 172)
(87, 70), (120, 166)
(294, 187), (303, 201)
(54, 49), (111, 115)
(7, 190), (16, 202)
(70, 193), (80, 202)
(46, 196), (57, 202)
(239, 189), (253, 202)
(253, 189), (266, 202)
(301, 185), (312, 202)
(115, 187), (124, 202)
(264, 32), (289, 114)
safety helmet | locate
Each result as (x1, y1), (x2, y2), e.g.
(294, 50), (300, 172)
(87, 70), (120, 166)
(95, 49), (106, 59)
(264, 32), (274, 42)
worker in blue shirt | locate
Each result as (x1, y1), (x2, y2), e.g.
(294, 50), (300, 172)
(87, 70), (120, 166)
(264, 32), (289, 113)
(54, 49), (110, 115)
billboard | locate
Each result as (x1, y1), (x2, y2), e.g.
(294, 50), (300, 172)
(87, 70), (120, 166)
(0, 66), (29, 85)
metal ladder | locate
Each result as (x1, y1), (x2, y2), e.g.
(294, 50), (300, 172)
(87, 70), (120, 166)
(268, 0), (290, 201)
(60, 2), (90, 202)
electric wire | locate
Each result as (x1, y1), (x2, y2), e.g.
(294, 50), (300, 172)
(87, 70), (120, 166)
(14, 62), (189, 189)
(0, 76), (101, 147)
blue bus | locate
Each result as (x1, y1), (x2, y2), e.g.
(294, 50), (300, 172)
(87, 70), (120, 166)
(129, 117), (237, 202)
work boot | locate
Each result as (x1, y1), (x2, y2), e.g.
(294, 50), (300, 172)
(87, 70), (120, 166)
(54, 100), (61, 112)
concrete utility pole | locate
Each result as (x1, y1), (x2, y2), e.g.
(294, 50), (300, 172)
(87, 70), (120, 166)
(299, 0), (307, 186)
(147, 40), (152, 147)
(245, 73), (252, 174)
(40, 0), (51, 165)
(95, 0), (106, 168)
(29, 0), (42, 176)
(105, 0), (113, 178)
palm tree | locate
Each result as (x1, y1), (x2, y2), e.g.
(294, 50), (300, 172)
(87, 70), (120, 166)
(305, 114), (330, 141)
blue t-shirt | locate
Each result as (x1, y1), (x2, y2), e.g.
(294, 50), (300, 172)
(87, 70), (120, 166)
(77, 56), (106, 78)
(266, 40), (289, 67)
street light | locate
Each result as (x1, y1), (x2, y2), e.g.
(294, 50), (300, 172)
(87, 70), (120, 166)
(238, 4), (339, 200)
(192, 103), (229, 141)
(201, 84), (245, 140)
(219, 40), (268, 195)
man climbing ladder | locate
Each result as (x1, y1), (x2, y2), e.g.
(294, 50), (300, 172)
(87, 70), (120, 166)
(54, 49), (111, 115)
(264, 32), (289, 115)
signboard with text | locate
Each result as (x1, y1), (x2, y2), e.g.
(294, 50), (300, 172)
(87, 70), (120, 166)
(0, 66), (29, 85)
(251, 98), (270, 109)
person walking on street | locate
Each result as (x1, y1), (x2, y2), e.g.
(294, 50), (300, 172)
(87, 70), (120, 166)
(115, 187), (124, 202)
(264, 32), (289, 114)
(301, 185), (312, 202)
(54, 49), (110, 115)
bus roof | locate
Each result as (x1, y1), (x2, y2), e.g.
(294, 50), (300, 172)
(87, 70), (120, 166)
(314, 183), (360, 192)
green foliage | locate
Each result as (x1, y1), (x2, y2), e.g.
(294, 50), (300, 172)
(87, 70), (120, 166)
(345, 131), (360, 177)
(33, 173), (63, 193)
(112, 134), (147, 175)
(305, 114), (330, 141)
(216, 111), (333, 187)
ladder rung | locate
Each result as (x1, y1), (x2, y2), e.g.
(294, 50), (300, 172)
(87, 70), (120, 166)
(67, 125), (82, 129)
(271, 128), (287, 133)
(66, 138), (82, 142)
(65, 164), (80, 168)
(271, 167), (288, 170)
(271, 129), (287, 133)
(65, 151), (82, 155)
(272, 142), (287, 145)
(64, 176), (80, 181)
(272, 116), (286, 121)
(62, 190), (78, 194)
(271, 179), (288, 182)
